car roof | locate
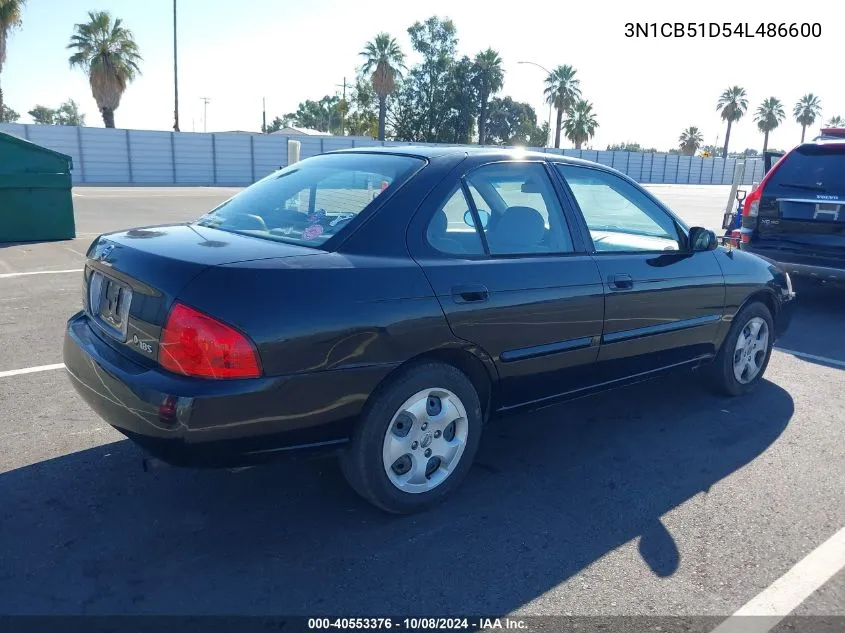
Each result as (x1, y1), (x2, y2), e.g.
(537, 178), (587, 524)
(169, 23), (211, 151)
(800, 136), (845, 149)
(330, 144), (601, 167)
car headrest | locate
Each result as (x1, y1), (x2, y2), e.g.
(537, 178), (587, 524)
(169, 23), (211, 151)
(489, 206), (545, 248)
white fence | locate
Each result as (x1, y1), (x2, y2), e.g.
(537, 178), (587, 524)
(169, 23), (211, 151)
(0, 123), (765, 187)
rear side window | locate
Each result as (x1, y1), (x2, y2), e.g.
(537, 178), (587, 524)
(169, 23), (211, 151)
(195, 153), (423, 247)
(427, 186), (485, 255)
(765, 145), (845, 196)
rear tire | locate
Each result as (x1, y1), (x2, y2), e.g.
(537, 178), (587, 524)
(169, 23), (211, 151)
(708, 301), (774, 396)
(339, 362), (483, 514)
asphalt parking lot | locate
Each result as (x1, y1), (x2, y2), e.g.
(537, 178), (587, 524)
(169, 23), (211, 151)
(0, 185), (843, 622)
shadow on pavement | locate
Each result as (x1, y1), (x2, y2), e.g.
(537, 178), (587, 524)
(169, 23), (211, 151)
(777, 280), (845, 368)
(0, 373), (793, 615)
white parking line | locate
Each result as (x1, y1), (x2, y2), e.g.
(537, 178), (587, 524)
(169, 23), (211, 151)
(776, 347), (845, 369)
(0, 363), (65, 379)
(710, 525), (845, 633)
(0, 268), (83, 279)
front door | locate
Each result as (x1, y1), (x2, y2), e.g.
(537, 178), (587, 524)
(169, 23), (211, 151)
(554, 163), (726, 382)
(408, 160), (605, 410)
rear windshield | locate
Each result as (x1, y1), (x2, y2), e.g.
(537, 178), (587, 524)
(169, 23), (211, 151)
(766, 145), (845, 196)
(195, 153), (423, 247)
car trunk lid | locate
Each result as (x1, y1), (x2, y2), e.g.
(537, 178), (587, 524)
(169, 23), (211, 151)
(82, 223), (320, 365)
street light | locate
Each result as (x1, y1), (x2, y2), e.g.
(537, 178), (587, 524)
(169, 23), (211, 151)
(518, 60), (553, 148)
(173, 0), (179, 132)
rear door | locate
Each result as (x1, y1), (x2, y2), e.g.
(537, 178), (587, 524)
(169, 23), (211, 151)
(408, 159), (605, 410)
(755, 144), (845, 263)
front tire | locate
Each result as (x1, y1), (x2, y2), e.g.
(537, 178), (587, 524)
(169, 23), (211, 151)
(339, 362), (483, 514)
(709, 301), (774, 396)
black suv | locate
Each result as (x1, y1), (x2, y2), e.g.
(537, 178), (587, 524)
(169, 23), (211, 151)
(737, 129), (845, 285)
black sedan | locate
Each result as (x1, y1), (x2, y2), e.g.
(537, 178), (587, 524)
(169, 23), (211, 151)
(64, 147), (795, 513)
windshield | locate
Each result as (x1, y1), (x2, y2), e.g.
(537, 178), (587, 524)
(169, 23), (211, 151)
(767, 145), (845, 196)
(195, 153), (423, 247)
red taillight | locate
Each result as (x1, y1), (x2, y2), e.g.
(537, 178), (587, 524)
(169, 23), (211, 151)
(159, 303), (261, 379)
(744, 149), (792, 217)
(743, 187), (761, 217)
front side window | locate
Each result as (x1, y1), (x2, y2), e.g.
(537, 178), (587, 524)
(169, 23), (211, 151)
(557, 165), (681, 252)
(195, 153), (423, 247)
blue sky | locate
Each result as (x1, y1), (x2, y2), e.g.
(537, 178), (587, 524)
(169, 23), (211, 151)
(2, 0), (841, 153)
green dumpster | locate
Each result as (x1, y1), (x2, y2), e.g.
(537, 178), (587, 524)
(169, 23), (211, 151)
(0, 131), (76, 242)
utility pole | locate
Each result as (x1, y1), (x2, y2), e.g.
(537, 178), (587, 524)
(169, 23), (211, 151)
(173, 0), (180, 131)
(336, 77), (353, 136)
(262, 97), (267, 134)
(200, 97), (211, 133)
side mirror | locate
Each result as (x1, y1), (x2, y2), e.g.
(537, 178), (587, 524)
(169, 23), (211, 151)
(689, 226), (718, 252)
(464, 209), (490, 229)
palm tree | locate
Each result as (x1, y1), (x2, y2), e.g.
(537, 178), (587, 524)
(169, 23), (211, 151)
(678, 126), (703, 156)
(359, 33), (405, 141)
(472, 48), (503, 145)
(67, 11), (142, 128)
(563, 99), (598, 149)
(826, 115), (844, 127)
(753, 97), (785, 154)
(544, 65), (581, 148)
(793, 94), (822, 142)
(716, 86), (748, 158)
(0, 0), (25, 116)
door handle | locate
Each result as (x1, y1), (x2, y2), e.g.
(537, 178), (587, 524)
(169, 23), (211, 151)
(608, 273), (634, 290)
(452, 284), (489, 303)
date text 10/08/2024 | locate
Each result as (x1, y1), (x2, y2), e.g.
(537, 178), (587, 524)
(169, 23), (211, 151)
(308, 618), (527, 630)
(624, 22), (821, 38)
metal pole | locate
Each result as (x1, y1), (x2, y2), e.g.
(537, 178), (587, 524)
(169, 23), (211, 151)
(173, 0), (180, 132)
(200, 97), (210, 132)
(262, 97), (266, 133)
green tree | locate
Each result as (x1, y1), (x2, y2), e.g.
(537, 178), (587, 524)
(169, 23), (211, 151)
(28, 104), (56, 124)
(826, 115), (844, 127)
(440, 55), (477, 144)
(544, 65), (581, 148)
(716, 85), (748, 158)
(67, 10), (142, 128)
(359, 32), (405, 141)
(471, 48), (503, 145)
(263, 116), (290, 134)
(0, 102), (18, 122)
(55, 98), (85, 125)
(607, 142), (658, 153)
(793, 93), (822, 142)
(563, 99), (598, 149)
(0, 0), (24, 117)
(345, 79), (378, 137)
(406, 16), (458, 142)
(753, 97), (785, 154)
(485, 96), (546, 146)
(678, 126), (704, 156)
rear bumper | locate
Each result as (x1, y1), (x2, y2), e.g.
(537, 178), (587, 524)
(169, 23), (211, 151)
(741, 242), (845, 283)
(63, 312), (395, 467)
